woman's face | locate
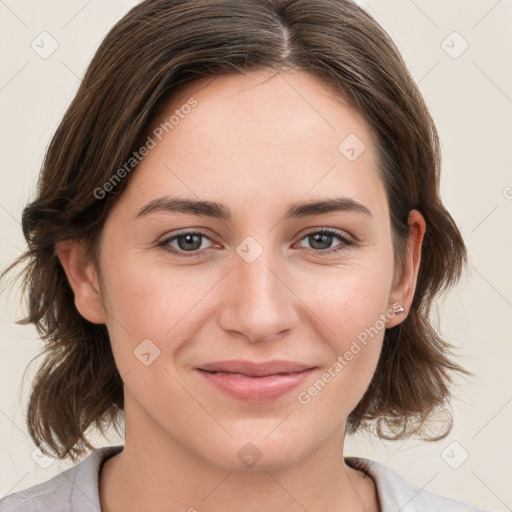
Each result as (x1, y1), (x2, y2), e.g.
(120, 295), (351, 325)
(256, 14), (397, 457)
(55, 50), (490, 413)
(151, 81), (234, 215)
(63, 69), (423, 471)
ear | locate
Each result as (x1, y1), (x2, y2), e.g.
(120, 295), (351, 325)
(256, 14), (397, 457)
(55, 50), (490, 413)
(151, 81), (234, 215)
(386, 209), (426, 328)
(55, 239), (106, 324)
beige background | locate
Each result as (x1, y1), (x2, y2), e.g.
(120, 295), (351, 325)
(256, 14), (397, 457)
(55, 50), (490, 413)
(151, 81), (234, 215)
(0, 0), (511, 510)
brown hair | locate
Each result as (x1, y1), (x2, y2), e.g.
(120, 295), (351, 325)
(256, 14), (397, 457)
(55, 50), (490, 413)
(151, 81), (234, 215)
(2, 0), (471, 461)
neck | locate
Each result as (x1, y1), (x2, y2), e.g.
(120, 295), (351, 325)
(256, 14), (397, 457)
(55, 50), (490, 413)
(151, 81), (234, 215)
(99, 399), (377, 512)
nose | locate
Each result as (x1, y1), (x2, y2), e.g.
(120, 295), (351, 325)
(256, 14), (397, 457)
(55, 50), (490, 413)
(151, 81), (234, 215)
(215, 244), (299, 344)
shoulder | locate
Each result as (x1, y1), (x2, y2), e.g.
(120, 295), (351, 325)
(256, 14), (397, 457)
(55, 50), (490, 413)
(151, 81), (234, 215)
(345, 456), (497, 512)
(0, 445), (124, 512)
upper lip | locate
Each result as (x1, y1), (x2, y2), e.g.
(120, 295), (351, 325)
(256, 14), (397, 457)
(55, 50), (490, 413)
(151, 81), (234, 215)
(196, 360), (316, 377)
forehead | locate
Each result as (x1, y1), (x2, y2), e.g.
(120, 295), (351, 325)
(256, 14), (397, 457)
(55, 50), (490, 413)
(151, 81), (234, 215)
(119, 69), (386, 220)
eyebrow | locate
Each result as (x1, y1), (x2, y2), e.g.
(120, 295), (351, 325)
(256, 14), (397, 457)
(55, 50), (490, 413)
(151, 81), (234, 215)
(134, 195), (372, 220)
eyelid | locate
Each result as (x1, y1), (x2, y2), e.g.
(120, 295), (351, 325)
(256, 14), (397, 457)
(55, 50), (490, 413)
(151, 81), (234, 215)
(299, 226), (354, 243)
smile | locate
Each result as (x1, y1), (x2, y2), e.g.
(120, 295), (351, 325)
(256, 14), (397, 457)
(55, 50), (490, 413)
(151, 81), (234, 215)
(195, 360), (317, 402)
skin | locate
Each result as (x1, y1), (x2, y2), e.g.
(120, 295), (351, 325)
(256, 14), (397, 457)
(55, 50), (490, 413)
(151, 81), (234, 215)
(57, 69), (425, 512)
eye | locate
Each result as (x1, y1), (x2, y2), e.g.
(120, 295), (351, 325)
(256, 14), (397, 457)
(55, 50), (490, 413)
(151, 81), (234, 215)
(158, 230), (216, 258)
(158, 228), (355, 259)
(295, 228), (354, 255)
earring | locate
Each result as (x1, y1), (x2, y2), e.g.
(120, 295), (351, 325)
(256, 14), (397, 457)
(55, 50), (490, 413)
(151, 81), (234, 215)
(393, 305), (405, 314)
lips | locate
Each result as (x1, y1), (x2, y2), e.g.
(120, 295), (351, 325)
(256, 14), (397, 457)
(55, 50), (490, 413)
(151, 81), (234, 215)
(195, 360), (316, 402)
(197, 359), (315, 376)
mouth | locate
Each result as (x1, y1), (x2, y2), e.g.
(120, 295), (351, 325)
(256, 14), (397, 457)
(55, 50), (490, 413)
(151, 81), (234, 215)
(195, 360), (317, 402)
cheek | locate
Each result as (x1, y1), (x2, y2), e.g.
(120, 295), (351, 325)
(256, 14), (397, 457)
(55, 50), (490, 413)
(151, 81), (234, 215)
(304, 256), (394, 384)
(306, 259), (394, 339)
(293, 269), (392, 421)
(98, 250), (218, 365)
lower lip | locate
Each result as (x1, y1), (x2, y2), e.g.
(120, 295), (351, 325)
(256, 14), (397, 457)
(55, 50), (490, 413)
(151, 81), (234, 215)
(196, 368), (315, 402)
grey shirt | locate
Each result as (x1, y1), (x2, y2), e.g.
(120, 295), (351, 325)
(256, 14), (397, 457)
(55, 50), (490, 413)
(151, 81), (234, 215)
(0, 445), (494, 511)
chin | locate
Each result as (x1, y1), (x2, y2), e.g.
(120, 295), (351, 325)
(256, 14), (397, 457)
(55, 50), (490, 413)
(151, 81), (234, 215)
(198, 433), (315, 473)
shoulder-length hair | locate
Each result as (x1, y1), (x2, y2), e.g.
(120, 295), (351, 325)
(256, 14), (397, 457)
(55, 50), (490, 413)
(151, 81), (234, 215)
(2, 0), (470, 461)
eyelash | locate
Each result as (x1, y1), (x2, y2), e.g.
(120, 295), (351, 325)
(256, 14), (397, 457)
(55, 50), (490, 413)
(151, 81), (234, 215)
(158, 228), (355, 259)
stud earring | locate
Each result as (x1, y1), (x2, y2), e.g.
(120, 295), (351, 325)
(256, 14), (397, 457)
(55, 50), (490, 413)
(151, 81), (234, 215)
(393, 305), (405, 314)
